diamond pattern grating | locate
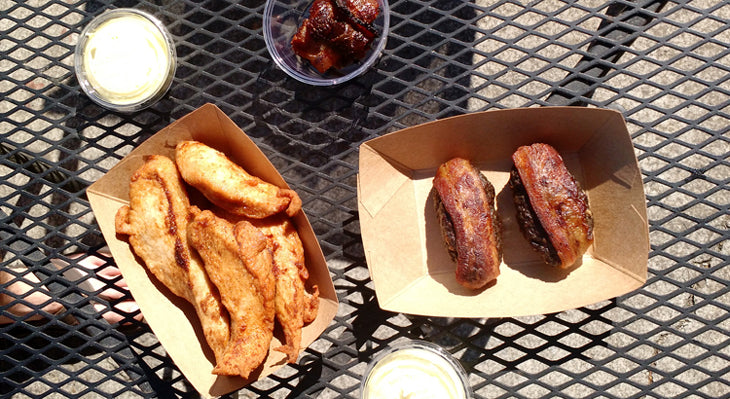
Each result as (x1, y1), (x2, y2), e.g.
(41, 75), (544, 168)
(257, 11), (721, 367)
(1, 0), (729, 398)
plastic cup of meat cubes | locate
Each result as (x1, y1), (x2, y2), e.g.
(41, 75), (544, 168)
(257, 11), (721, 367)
(263, 0), (390, 86)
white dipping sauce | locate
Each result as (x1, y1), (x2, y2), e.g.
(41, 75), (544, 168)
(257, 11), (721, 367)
(362, 346), (469, 399)
(77, 10), (175, 109)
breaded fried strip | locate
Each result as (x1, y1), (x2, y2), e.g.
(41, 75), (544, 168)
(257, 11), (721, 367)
(251, 215), (319, 363)
(303, 288), (320, 324)
(114, 155), (230, 365)
(175, 141), (301, 218)
(188, 209), (276, 378)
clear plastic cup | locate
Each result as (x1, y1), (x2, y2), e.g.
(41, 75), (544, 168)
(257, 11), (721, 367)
(263, 0), (390, 86)
(361, 341), (472, 399)
(74, 8), (177, 112)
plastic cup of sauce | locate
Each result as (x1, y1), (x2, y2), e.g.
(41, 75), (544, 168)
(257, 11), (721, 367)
(361, 341), (472, 399)
(74, 8), (176, 113)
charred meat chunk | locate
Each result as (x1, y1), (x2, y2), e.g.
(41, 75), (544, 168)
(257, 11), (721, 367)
(509, 143), (594, 268)
(291, 0), (380, 73)
(432, 158), (502, 289)
(333, 0), (379, 34)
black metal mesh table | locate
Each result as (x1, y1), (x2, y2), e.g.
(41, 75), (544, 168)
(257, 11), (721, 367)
(2, 0), (728, 398)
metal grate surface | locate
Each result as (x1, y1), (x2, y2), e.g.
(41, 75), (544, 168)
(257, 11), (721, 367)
(2, 0), (729, 398)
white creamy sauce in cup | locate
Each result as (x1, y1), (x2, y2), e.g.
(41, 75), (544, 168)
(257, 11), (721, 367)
(75, 9), (175, 111)
(362, 346), (470, 399)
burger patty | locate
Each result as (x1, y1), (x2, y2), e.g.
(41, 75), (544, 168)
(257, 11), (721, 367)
(508, 167), (561, 266)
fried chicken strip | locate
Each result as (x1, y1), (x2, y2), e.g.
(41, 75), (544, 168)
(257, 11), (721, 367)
(432, 158), (502, 289)
(188, 209), (276, 378)
(175, 141), (301, 218)
(510, 143), (594, 268)
(250, 215), (319, 363)
(114, 155), (230, 365)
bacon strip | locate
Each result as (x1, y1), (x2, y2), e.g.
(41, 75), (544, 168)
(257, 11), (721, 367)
(512, 144), (593, 268)
(432, 158), (501, 289)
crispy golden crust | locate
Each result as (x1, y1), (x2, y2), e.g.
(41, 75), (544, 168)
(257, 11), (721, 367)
(511, 143), (594, 268)
(114, 156), (230, 364)
(302, 286), (320, 324)
(188, 209), (275, 378)
(175, 141), (301, 218)
(250, 215), (319, 363)
(432, 158), (502, 289)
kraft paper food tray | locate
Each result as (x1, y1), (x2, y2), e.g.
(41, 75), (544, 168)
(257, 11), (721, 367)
(357, 107), (648, 318)
(87, 103), (338, 398)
